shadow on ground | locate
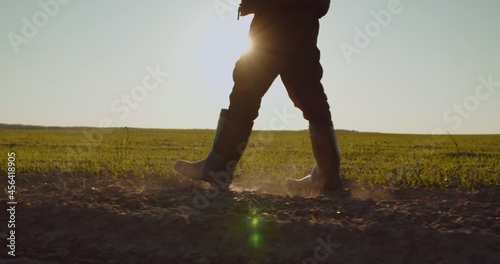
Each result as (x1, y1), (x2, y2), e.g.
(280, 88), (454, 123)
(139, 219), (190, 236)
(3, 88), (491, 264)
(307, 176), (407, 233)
(1, 174), (499, 263)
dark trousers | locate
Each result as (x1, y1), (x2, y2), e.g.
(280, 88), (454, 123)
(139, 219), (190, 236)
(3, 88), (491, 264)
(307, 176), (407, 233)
(228, 9), (333, 126)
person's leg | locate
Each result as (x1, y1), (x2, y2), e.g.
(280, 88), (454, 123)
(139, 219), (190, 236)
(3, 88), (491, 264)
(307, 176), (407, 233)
(227, 48), (280, 122)
(280, 17), (343, 194)
(279, 17), (331, 126)
(228, 9), (310, 122)
(174, 108), (253, 189)
(174, 48), (276, 189)
(175, 11), (294, 188)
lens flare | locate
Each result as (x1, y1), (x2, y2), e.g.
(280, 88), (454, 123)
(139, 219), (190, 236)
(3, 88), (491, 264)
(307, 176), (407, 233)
(251, 216), (259, 227)
(248, 200), (262, 249)
(249, 231), (262, 248)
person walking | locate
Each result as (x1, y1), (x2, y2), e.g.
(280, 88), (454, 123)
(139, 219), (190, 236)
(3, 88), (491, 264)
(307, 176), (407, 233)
(175, 0), (343, 195)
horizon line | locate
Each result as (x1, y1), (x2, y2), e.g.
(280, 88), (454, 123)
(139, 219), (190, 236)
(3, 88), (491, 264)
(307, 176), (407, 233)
(1, 123), (499, 136)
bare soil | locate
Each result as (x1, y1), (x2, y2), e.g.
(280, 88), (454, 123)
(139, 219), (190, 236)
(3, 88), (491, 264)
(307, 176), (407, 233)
(1, 173), (499, 264)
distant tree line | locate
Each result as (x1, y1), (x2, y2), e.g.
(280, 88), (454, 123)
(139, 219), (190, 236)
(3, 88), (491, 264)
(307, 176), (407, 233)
(0, 123), (358, 132)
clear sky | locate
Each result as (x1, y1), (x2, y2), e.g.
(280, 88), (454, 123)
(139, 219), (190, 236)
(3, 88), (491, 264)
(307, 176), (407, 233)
(1, 0), (499, 134)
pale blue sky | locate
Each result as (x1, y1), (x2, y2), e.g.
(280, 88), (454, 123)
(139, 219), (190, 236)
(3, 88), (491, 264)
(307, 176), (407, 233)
(1, 0), (499, 134)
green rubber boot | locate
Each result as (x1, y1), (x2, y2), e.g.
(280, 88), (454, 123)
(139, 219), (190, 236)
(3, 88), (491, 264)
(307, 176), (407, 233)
(286, 125), (343, 196)
(174, 109), (253, 189)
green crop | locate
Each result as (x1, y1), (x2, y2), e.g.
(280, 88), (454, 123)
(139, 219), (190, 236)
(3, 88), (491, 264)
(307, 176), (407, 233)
(0, 128), (498, 189)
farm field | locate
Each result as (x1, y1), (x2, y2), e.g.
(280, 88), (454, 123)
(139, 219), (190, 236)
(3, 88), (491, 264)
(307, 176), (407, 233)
(1, 127), (499, 263)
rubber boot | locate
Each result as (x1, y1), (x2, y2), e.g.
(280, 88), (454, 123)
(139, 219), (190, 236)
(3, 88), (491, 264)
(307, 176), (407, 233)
(174, 109), (253, 189)
(286, 125), (342, 196)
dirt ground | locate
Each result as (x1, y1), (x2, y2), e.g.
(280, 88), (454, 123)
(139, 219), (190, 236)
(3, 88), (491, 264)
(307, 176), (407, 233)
(1, 173), (499, 264)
